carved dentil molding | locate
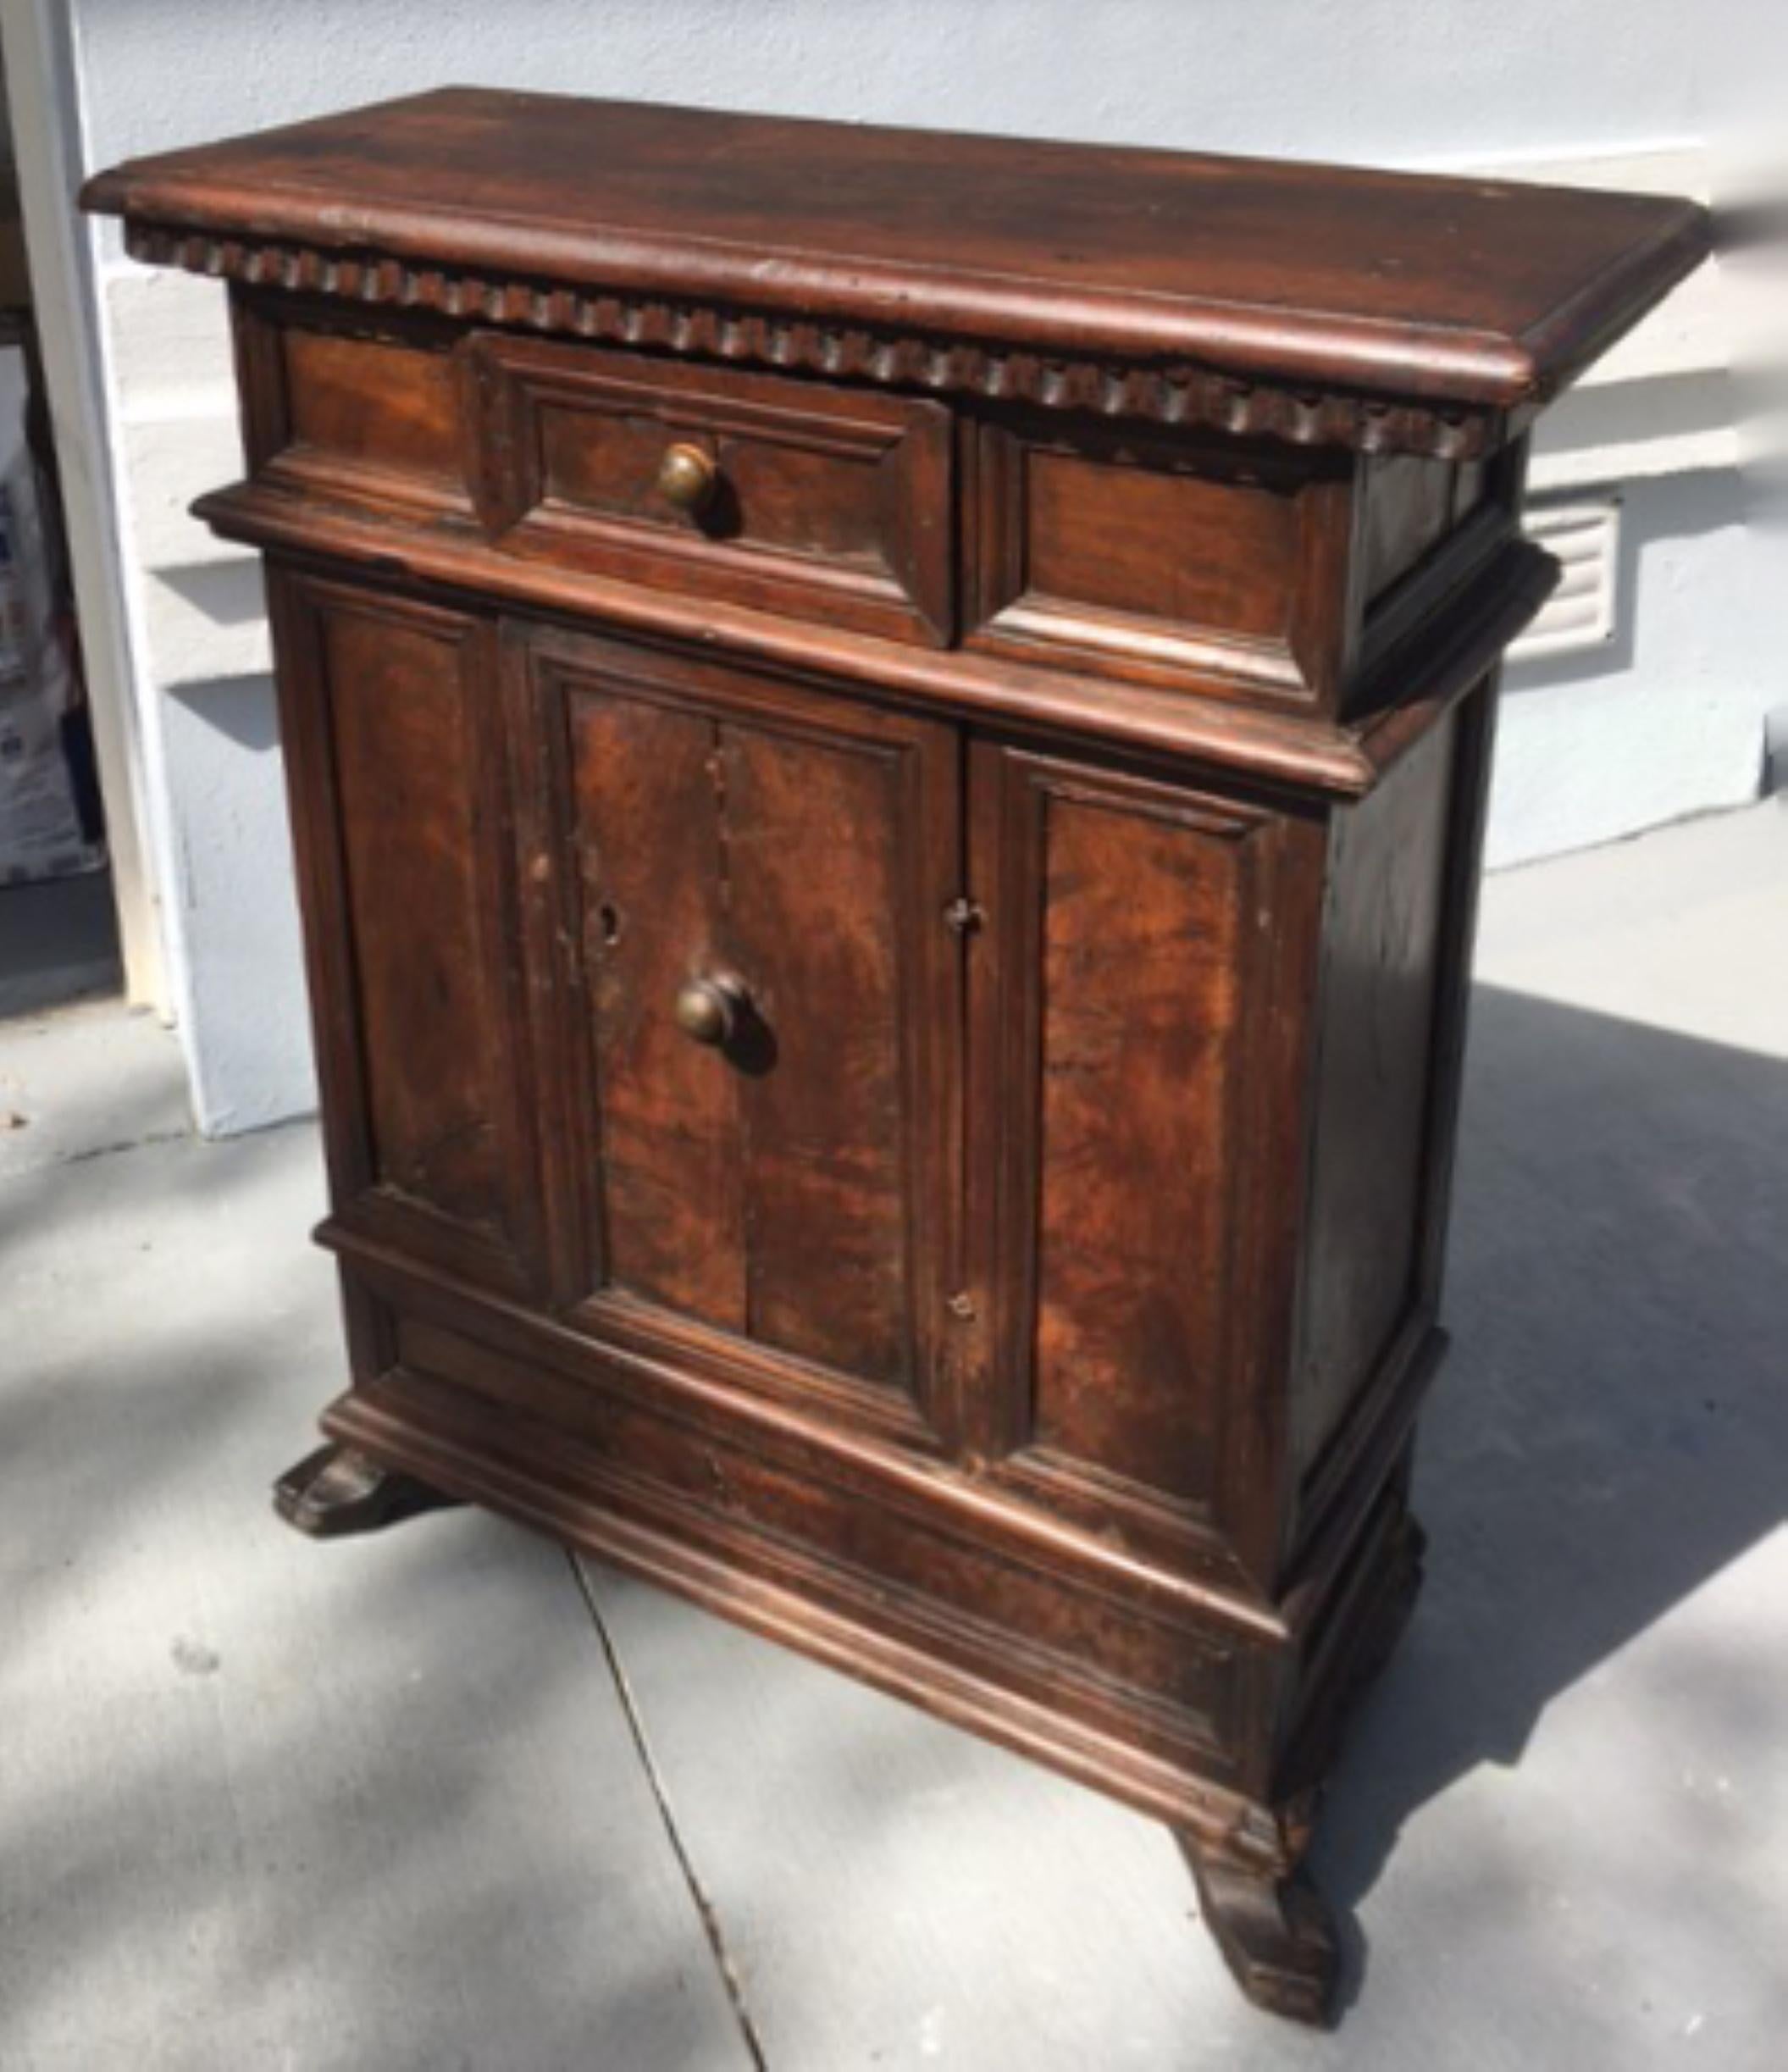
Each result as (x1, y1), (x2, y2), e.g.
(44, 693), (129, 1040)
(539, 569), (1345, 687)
(125, 220), (1503, 463)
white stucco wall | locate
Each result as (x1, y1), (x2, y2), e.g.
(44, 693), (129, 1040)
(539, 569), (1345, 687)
(1492, 470), (1778, 869)
(55, 0), (1785, 1130)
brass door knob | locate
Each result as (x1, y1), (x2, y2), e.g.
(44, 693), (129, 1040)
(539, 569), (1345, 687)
(674, 973), (745, 1047)
(657, 440), (717, 514)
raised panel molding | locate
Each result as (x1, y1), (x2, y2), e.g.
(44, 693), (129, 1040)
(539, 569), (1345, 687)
(966, 744), (1321, 1592)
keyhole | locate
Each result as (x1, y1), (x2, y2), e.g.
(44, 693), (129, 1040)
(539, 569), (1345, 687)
(597, 901), (621, 947)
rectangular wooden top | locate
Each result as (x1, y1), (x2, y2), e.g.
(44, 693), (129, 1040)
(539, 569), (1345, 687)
(86, 87), (1709, 424)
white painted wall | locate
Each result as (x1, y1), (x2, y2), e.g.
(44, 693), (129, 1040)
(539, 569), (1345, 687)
(1493, 471), (1778, 869)
(47, 0), (1785, 1130)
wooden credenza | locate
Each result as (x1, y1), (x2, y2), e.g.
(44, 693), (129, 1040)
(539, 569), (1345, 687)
(86, 92), (1707, 2023)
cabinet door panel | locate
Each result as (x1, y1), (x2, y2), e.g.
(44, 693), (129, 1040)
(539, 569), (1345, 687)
(268, 572), (541, 1293)
(968, 744), (1312, 1578)
(522, 625), (963, 1439)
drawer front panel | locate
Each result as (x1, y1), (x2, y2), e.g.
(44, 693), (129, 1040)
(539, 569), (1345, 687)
(241, 306), (469, 519)
(968, 421), (1353, 703)
(466, 338), (954, 644)
(514, 624), (965, 1440)
(1027, 448), (1298, 641)
(283, 326), (462, 485)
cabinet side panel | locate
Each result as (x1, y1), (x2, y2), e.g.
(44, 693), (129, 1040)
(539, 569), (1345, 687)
(322, 602), (509, 1231)
(1356, 454), (1461, 605)
(1293, 709), (1460, 1481)
(1029, 783), (1244, 1501)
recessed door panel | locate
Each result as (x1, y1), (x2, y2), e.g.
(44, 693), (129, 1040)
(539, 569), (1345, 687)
(570, 689), (745, 1326)
(267, 573), (542, 1293)
(717, 722), (915, 1382)
(1029, 783), (1243, 1494)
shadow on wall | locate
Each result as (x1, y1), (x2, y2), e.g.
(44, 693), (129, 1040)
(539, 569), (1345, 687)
(163, 668), (281, 753)
(1318, 981), (1788, 1946)
(153, 558), (271, 634)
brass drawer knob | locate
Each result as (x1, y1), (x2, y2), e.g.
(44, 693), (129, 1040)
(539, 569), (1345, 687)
(674, 972), (746, 1047)
(657, 440), (718, 514)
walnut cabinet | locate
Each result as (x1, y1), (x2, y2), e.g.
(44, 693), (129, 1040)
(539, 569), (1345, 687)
(86, 91), (1708, 2023)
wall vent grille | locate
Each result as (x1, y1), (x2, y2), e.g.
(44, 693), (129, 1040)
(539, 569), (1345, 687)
(1508, 497), (1622, 662)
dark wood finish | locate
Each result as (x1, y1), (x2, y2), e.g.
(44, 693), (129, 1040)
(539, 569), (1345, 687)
(1176, 1843), (1339, 2028)
(462, 336), (953, 644)
(963, 742), (1330, 1593)
(512, 625), (967, 1443)
(199, 463), (1558, 799)
(87, 94), (1706, 2027)
(1293, 709), (1464, 1485)
(263, 573), (546, 1298)
(1018, 768), (1246, 1493)
(1358, 452), (1471, 607)
(235, 301), (468, 521)
(967, 420), (1359, 706)
(84, 87), (1710, 456)
(273, 1440), (456, 1537)
(285, 326), (462, 486)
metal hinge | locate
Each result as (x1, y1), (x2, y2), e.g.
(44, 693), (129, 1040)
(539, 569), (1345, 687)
(944, 896), (984, 937)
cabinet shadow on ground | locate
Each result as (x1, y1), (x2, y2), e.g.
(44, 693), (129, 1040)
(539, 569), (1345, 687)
(1315, 978), (1787, 1958)
(3, 972), (1780, 2053)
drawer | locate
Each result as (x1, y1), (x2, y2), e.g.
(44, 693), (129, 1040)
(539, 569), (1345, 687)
(462, 336), (955, 645)
(966, 418), (1357, 706)
(248, 316), (472, 521)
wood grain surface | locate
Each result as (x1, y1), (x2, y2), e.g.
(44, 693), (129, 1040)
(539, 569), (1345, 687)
(84, 87), (1710, 414)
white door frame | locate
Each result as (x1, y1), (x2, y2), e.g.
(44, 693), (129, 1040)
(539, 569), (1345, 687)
(0, 0), (168, 1013)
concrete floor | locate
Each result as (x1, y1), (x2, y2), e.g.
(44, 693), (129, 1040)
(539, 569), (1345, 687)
(2, 801), (1784, 2070)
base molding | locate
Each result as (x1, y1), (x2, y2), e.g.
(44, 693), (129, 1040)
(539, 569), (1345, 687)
(311, 1341), (1427, 1923)
(324, 1368), (1270, 1848)
(286, 1266), (1431, 2033)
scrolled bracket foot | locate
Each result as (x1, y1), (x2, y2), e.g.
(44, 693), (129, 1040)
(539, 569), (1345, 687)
(273, 1442), (456, 1539)
(1176, 1833), (1340, 2027)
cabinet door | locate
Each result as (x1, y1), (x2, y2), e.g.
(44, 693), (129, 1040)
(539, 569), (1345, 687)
(966, 743), (1319, 1584)
(267, 571), (544, 1294)
(513, 624), (966, 1445)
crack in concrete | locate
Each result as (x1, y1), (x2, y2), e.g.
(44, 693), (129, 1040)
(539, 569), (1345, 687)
(570, 1553), (771, 2072)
